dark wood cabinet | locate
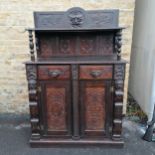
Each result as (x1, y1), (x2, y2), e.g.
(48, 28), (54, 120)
(25, 7), (126, 147)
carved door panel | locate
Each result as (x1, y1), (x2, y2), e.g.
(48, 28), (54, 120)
(79, 81), (113, 138)
(39, 81), (72, 137)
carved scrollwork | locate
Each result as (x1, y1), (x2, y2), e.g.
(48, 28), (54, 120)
(27, 65), (37, 81)
(115, 80), (124, 90)
(115, 30), (122, 60)
(60, 39), (71, 54)
(80, 39), (94, 54)
(114, 64), (125, 80)
(26, 65), (40, 139)
(112, 64), (125, 140)
(112, 79), (123, 140)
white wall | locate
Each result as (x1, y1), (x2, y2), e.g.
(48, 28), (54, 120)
(129, 0), (155, 121)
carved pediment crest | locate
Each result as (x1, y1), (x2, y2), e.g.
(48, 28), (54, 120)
(67, 7), (85, 28)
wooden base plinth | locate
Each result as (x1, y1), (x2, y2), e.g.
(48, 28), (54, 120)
(30, 138), (124, 148)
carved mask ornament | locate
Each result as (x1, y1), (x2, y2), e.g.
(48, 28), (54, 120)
(68, 10), (84, 27)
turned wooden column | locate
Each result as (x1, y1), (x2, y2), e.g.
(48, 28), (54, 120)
(115, 30), (122, 60)
(28, 30), (35, 61)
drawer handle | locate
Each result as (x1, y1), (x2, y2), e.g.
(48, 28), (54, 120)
(90, 70), (102, 78)
(48, 70), (62, 78)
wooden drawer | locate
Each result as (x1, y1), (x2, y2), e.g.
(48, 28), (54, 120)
(38, 65), (70, 80)
(79, 65), (113, 80)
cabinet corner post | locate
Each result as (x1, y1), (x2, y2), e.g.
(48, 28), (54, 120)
(112, 64), (125, 140)
(26, 64), (40, 140)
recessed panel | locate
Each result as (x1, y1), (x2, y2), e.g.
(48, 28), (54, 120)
(80, 81), (107, 136)
(85, 87), (105, 130)
(46, 86), (67, 130)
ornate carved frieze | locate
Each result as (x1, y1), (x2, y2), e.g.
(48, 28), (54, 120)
(38, 33), (114, 58)
(34, 7), (119, 29)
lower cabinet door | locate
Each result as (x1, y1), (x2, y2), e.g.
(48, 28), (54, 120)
(39, 81), (72, 137)
(79, 80), (113, 138)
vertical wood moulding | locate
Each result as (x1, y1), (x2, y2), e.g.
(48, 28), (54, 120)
(112, 64), (125, 140)
(71, 64), (80, 139)
(26, 64), (40, 139)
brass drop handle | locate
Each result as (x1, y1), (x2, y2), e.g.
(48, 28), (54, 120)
(90, 70), (102, 78)
(48, 70), (62, 78)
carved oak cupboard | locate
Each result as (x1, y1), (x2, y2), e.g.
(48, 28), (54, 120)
(25, 7), (126, 147)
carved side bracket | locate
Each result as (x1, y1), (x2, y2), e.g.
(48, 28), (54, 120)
(28, 30), (35, 61)
(26, 65), (40, 139)
(115, 30), (122, 60)
(112, 64), (125, 140)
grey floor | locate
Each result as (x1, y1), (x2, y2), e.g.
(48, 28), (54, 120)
(0, 119), (154, 155)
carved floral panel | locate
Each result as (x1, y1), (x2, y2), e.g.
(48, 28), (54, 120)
(46, 86), (67, 130)
(84, 87), (105, 130)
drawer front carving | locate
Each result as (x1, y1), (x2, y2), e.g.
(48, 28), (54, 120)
(79, 65), (112, 80)
(38, 65), (70, 80)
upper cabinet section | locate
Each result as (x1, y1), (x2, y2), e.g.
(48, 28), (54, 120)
(37, 31), (114, 59)
(34, 7), (119, 30)
(27, 7), (123, 61)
